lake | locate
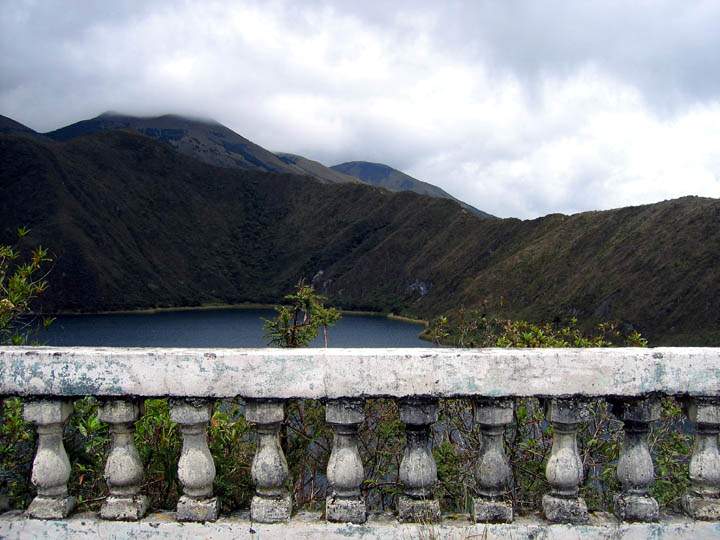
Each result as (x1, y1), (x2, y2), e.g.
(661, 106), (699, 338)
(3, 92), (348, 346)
(37, 308), (430, 348)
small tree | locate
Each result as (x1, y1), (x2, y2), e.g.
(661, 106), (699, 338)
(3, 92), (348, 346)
(262, 281), (341, 506)
(0, 227), (52, 346)
(263, 280), (340, 348)
(1, 227), (52, 509)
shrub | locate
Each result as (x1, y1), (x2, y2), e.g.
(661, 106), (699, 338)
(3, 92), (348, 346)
(426, 310), (689, 514)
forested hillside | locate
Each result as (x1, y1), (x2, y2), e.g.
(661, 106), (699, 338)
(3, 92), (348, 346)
(1, 129), (718, 344)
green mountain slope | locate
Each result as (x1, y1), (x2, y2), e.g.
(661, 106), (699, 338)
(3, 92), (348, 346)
(47, 112), (309, 174)
(332, 160), (493, 218)
(1, 130), (718, 344)
(44, 113), (490, 212)
(46, 114), (380, 186)
(276, 153), (359, 184)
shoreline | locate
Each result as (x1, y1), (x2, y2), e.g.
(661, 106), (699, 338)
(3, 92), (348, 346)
(49, 303), (429, 327)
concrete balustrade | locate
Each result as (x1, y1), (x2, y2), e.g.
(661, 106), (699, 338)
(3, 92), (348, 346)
(325, 398), (366, 524)
(1, 346), (720, 539)
(98, 400), (148, 521)
(542, 399), (589, 523)
(246, 399), (291, 523)
(612, 398), (660, 522)
(170, 399), (219, 522)
(23, 399), (75, 519)
(683, 397), (720, 520)
(472, 398), (514, 523)
(398, 397), (440, 522)
(0, 418), (8, 511)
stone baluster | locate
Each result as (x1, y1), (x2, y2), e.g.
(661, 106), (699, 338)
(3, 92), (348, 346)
(542, 399), (589, 523)
(0, 484), (7, 513)
(682, 398), (720, 520)
(472, 398), (514, 523)
(98, 400), (148, 520)
(0, 399), (7, 512)
(325, 399), (366, 524)
(398, 398), (440, 522)
(247, 399), (291, 523)
(23, 400), (75, 519)
(170, 400), (219, 522)
(611, 398), (660, 522)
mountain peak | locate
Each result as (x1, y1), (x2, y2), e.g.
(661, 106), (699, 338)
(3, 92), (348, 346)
(275, 153), (359, 184)
(97, 111), (220, 124)
(45, 113), (297, 173)
(0, 114), (38, 135)
(332, 161), (493, 218)
(41, 111), (493, 215)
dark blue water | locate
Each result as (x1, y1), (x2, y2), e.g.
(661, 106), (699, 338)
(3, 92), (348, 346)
(38, 308), (429, 348)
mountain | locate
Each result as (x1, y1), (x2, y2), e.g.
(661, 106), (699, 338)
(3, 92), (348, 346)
(275, 153), (359, 184)
(0, 115), (42, 137)
(1, 128), (719, 345)
(332, 161), (493, 218)
(45, 113), (490, 213)
(47, 112), (312, 175)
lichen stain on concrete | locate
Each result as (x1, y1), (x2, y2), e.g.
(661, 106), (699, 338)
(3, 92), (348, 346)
(335, 523), (374, 537)
(59, 371), (117, 396)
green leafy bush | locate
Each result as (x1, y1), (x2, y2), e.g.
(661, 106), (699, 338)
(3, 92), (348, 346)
(263, 280), (340, 348)
(0, 227), (53, 346)
(1, 228), (53, 507)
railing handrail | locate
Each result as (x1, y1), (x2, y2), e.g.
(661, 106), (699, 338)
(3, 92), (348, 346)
(2, 346), (719, 398)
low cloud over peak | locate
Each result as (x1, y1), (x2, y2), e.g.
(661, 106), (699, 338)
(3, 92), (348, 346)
(2, 0), (719, 218)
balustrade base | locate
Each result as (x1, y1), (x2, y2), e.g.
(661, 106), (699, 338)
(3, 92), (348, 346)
(100, 495), (148, 521)
(542, 494), (588, 524)
(614, 493), (659, 522)
(0, 495), (8, 512)
(325, 495), (366, 524)
(682, 493), (720, 521)
(251, 494), (291, 523)
(177, 495), (219, 522)
(397, 496), (440, 523)
(2, 510), (719, 539)
(472, 497), (513, 523)
(27, 495), (76, 520)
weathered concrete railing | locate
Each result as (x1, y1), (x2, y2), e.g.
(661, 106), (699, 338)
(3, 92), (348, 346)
(1, 347), (720, 539)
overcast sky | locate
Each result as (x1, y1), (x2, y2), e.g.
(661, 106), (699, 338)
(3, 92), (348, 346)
(2, 1), (720, 218)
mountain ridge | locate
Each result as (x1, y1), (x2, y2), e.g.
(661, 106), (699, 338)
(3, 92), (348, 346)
(46, 112), (302, 174)
(35, 112), (491, 212)
(0, 114), (47, 138)
(332, 160), (492, 218)
(275, 152), (359, 184)
(1, 129), (718, 344)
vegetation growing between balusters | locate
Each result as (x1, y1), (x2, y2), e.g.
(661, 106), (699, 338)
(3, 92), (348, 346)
(0, 282), (693, 515)
(426, 310), (690, 514)
(1, 229), (54, 506)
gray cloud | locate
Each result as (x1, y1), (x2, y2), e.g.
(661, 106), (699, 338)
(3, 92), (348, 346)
(1, 0), (719, 218)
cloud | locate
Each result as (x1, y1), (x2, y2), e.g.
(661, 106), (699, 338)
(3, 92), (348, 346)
(1, 0), (719, 218)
